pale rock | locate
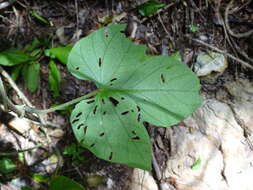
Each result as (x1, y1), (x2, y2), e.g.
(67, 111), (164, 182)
(194, 51), (228, 76)
(129, 168), (158, 190)
(8, 117), (31, 134)
(164, 95), (253, 190)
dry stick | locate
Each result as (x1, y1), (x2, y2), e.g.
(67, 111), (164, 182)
(191, 38), (253, 70)
(0, 144), (42, 156)
(0, 67), (64, 175)
(223, 0), (253, 64)
(225, 0), (253, 38)
(0, 66), (51, 144)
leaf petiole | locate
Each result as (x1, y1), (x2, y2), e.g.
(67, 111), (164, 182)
(24, 90), (99, 115)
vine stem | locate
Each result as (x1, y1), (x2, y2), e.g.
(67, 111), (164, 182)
(24, 90), (99, 115)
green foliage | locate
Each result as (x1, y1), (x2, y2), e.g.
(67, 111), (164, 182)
(31, 10), (52, 26)
(137, 0), (165, 16)
(48, 60), (61, 97)
(22, 62), (40, 92)
(32, 174), (50, 183)
(0, 38), (72, 95)
(67, 24), (202, 170)
(49, 176), (85, 190)
(0, 158), (16, 174)
(47, 46), (73, 65)
(63, 143), (85, 165)
(189, 25), (199, 33)
(191, 158), (202, 170)
(0, 50), (31, 66)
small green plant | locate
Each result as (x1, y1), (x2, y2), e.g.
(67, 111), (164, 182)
(0, 38), (72, 96)
(137, 0), (165, 16)
(63, 143), (86, 165)
(65, 24), (202, 170)
(189, 24), (199, 33)
(0, 157), (16, 174)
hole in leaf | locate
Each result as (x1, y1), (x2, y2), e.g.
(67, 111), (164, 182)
(137, 106), (141, 112)
(132, 130), (137, 135)
(87, 100), (95, 104)
(99, 132), (105, 137)
(83, 126), (87, 135)
(109, 97), (119, 107)
(75, 67), (79, 70)
(121, 111), (129, 115)
(76, 112), (82, 118)
(120, 30), (125, 33)
(137, 114), (141, 122)
(110, 78), (117, 82)
(77, 123), (84, 129)
(121, 97), (125, 100)
(90, 143), (95, 147)
(131, 110), (134, 112)
(105, 34), (109, 38)
(98, 58), (102, 67)
(103, 111), (106, 115)
(110, 83), (113, 86)
(80, 139), (84, 144)
(132, 136), (140, 140)
(93, 105), (98, 114)
(109, 152), (113, 160)
(101, 99), (105, 104)
(161, 74), (165, 83)
(72, 119), (79, 124)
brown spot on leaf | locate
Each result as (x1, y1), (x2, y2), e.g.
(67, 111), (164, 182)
(132, 136), (140, 140)
(161, 74), (165, 83)
(99, 132), (105, 137)
(93, 105), (98, 114)
(98, 58), (102, 67)
(72, 119), (79, 124)
(83, 126), (87, 135)
(77, 123), (84, 129)
(90, 143), (95, 147)
(87, 100), (95, 104)
(121, 111), (129, 115)
(76, 112), (82, 118)
(109, 97), (119, 107)
(137, 114), (141, 122)
(109, 152), (113, 160)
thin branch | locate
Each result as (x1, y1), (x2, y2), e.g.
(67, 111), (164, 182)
(191, 38), (253, 70)
(225, 0), (253, 38)
(0, 144), (43, 156)
(0, 66), (51, 143)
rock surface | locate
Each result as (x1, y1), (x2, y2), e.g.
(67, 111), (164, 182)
(161, 80), (253, 190)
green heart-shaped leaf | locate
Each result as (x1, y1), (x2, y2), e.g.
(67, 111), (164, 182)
(67, 24), (201, 170)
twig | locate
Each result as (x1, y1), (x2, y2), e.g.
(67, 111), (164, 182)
(0, 66), (31, 106)
(0, 66), (51, 143)
(191, 38), (253, 70)
(0, 144), (43, 156)
(225, 0), (253, 38)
